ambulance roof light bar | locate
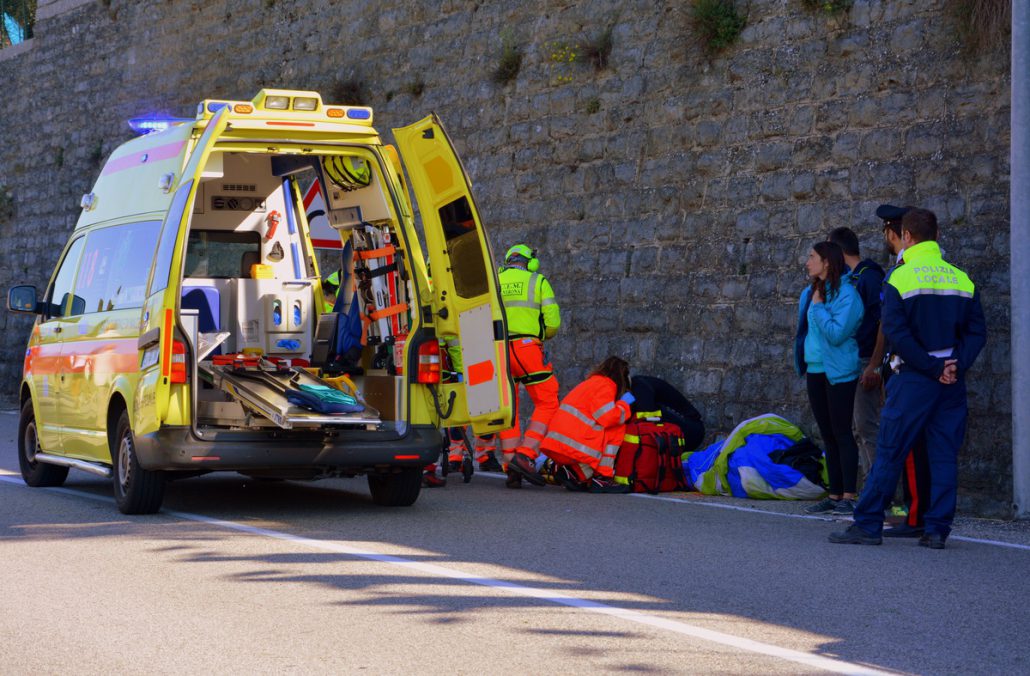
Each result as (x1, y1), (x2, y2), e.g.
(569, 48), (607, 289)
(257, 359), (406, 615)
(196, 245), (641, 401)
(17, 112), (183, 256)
(127, 116), (194, 136)
(192, 89), (375, 124)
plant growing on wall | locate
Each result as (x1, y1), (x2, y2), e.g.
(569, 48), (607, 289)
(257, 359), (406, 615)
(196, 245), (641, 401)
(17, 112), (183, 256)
(952, 0), (1011, 52)
(0, 186), (14, 225)
(493, 30), (522, 85)
(578, 22), (615, 71)
(330, 78), (368, 105)
(548, 41), (578, 84)
(800, 0), (853, 14)
(403, 76), (426, 97)
(690, 0), (747, 55)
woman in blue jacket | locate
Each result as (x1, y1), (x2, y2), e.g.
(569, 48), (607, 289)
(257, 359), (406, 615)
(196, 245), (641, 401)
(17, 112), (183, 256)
(794, 241), (864, 515)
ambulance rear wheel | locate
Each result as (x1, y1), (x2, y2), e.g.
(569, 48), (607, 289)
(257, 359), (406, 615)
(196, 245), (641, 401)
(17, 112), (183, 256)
(367, 467), (422, 506)
(18, 399), (69, 488)
(111, 410), (165, 514)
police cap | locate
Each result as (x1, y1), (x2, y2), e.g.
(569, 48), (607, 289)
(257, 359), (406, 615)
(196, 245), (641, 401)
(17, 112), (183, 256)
(875, 204), (910, 222)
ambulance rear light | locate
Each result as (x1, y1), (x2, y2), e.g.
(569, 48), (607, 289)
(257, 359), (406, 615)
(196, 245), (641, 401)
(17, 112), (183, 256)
(264, 95), (290, 110)
(170, 341), (187, 384)
(233, 104), (254, 114)
(206, 102), (230, 113)
(293, 96), (319, 111)
(347, 108), (372, 120)
(326, 108), (345, 118)
(416, 340), (441, 384)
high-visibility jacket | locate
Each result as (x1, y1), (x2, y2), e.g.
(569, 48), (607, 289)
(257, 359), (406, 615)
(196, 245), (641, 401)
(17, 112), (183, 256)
(540, 375), (630, 477)
(498, 265), (560, 340)
(881, 240), (986, 379)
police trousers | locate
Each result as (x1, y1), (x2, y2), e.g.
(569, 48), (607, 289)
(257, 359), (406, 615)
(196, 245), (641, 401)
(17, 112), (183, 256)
(853, 370), (968, 538)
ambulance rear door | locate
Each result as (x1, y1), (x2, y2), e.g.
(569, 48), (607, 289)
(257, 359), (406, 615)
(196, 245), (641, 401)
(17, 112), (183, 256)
(392, 115), (514, 434)
(134, 109), (230, 435)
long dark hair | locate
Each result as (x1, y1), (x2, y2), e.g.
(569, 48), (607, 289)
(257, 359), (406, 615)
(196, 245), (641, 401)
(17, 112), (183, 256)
(811, 241), (845, 301)
(590, 356), (631, 397)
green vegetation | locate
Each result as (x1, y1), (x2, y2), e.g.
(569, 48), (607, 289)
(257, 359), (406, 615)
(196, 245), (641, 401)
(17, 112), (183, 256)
(690, 0), (747, 55)
(493, 31), (522, 85)
(800, 0), (853, 14)
(952, 0), (1011, 52)
(89, 139), (105, 167)
(330, 78), (368, 105)
(584, 97), (601, 114)
(403, 76), (426, 97)
(578, 23), (615, 71)
(0, 186), (14, 225)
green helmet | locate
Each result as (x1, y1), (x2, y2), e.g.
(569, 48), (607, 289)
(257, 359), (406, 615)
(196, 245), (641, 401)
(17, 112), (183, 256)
(505, 244), (539, 272)
(323, 270), (341, 289)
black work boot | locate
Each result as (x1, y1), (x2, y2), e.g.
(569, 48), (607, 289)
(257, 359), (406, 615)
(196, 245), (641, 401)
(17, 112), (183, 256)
(505, 469), (523, 489)
(508, 452), (546, 486)
(479, 455), (503, 472)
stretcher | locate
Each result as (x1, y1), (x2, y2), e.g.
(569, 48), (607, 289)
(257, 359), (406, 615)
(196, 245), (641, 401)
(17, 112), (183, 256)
(199, 360), (380, 430)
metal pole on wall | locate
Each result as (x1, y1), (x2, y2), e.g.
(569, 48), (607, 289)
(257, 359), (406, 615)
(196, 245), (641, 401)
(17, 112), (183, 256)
(1013, 0), (1029, 519)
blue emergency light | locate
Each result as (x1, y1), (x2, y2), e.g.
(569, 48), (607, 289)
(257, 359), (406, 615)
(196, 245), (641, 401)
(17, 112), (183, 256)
(127, 116), (193, 135)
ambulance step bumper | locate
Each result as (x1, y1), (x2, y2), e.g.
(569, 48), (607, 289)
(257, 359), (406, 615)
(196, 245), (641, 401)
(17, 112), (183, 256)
(34, 453), (112, 478)
(133, 424), (441, 472)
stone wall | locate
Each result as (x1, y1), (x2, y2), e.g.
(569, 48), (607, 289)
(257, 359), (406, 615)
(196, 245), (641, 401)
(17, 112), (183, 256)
(0, 0), (1012, 514)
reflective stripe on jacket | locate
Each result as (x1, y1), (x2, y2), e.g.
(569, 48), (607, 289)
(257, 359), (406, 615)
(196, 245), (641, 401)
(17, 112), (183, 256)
(498, 266), (560, 339)
(540, 375), (629, 476)
(881, 240), (986, 379)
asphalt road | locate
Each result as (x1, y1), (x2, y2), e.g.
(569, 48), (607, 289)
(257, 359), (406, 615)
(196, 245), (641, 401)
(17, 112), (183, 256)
(2, 412), (1028, 675)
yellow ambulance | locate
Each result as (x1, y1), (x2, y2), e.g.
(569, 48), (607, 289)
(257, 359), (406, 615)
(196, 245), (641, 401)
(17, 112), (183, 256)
(7, 89), (514, 514)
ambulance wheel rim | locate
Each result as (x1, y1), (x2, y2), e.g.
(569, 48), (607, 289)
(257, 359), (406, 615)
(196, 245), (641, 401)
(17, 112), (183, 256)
(22, 419), (39, 465)
(118, 432), (133, 490)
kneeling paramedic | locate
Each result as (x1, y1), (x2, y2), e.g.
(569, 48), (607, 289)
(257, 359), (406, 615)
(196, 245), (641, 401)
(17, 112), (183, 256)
(498, 244), (561, 488)
(540, 356), (634, 494)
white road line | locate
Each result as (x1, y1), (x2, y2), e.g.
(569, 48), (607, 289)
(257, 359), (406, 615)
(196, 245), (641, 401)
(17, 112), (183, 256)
(479, 471), (1030, 552)
(0, 474), (886, 675)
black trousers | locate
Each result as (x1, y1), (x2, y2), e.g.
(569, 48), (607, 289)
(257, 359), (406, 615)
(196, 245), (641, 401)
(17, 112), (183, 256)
(806, 372), (860, 495)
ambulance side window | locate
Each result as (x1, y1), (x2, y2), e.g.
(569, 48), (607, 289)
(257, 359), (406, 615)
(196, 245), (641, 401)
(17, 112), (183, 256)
(439, 196), (487, 298)
(46, 237), (85, 319)
(73, 222), (162, 314)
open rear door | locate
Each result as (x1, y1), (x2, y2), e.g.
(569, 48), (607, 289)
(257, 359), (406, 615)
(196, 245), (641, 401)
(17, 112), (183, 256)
(134, 109), (230, 435)
(392, 115), (513, 433)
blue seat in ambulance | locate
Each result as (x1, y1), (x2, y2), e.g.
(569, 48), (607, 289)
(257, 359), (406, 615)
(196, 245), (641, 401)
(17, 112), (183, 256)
(181, 286), (221, 355)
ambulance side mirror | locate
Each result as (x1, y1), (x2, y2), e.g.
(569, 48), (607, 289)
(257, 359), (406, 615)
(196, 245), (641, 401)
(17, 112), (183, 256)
(7, 285), (41, 314)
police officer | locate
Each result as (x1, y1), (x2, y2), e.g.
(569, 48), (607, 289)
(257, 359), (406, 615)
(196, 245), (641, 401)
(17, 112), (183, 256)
(872, 205), (932, 538)
(830, 208), (986, 549)
(497, 244), (561, 488)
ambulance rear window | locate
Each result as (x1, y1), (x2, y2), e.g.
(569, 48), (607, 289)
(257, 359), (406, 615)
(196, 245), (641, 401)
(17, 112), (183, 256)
(185, 230), (261, 278)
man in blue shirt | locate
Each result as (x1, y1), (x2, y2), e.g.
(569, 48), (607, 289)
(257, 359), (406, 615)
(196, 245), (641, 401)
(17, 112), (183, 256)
(827, 226), (885, 485)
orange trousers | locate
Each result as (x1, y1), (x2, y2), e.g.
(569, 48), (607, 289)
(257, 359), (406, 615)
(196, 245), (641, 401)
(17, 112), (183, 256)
(498, 338), (559, 464)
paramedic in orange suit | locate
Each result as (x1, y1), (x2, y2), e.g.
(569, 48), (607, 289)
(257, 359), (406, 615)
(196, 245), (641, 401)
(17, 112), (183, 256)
(540, 356), (634, 494)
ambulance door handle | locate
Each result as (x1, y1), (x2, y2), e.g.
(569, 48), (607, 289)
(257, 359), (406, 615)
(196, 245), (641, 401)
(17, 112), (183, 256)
(54, 327), (62, 334)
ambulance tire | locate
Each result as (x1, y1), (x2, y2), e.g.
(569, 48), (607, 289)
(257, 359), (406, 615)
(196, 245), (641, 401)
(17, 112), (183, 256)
(367, 467), (422, 507)
(111, 410), (165, 515)
(18, 399), (69, 488)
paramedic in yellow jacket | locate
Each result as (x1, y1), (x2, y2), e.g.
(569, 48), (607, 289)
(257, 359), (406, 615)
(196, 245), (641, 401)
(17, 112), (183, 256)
(499, 244), (561, 489)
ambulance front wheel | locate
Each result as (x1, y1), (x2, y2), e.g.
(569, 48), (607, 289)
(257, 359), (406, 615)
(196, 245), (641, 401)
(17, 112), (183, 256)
(367, 467), (422, 506)
(111, 410), (165, 515)
(18, 399), (69, 488)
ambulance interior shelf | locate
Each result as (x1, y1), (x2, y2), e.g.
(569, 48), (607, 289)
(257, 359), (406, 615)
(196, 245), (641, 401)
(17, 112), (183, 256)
(181, 308), (381, 430)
